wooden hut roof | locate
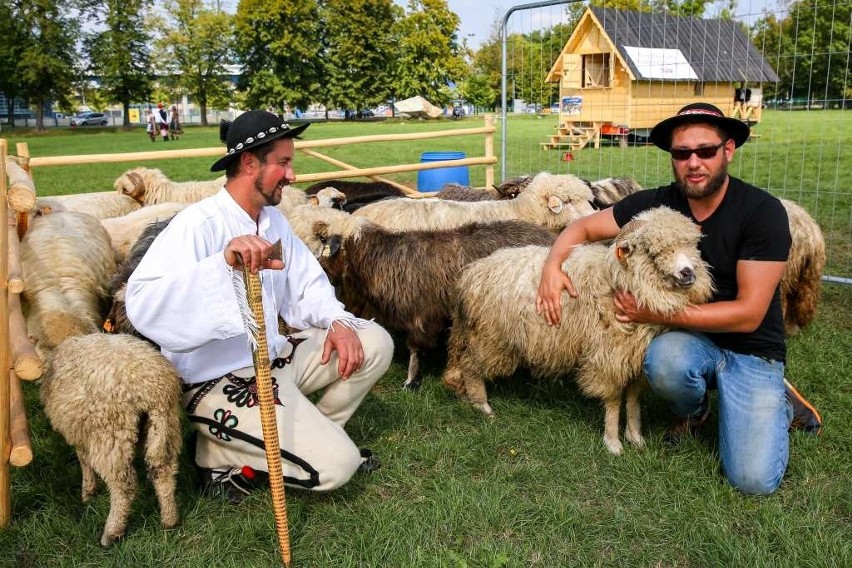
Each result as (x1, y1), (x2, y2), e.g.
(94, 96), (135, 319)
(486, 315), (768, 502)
(546, 7), (779, 84)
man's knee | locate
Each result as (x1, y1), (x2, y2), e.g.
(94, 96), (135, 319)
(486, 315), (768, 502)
(314, 443), (362, 491)
(359, 323), (394, 371)
(725, 463), (785, 496)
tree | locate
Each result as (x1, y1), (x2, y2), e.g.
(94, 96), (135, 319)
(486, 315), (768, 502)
(154, 0), (235, 125)
(234, 0), (322, 110)
(318, 0), (398, 117)
(0, 1), (28, 126)
(15, 0), (79, 131)
(391, 0), (467, 106)
(86, 0), (154, 127)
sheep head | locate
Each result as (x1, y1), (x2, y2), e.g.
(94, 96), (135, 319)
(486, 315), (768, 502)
(114, 167), (165, 204)
(308, 187), (347, 210)
(494, 175), (533, 199)
(523, 172), (597, 230)
(610, 206), (714, 314)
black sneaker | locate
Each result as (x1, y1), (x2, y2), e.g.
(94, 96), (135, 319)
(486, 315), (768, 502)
(199, 465), (258, 504)
(358, 448), (381, 473)
(663, 396), (710, 446)
(785, 379), (823, 436)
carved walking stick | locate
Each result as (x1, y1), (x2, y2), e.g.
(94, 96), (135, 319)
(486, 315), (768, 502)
(237, 240), (291, 567)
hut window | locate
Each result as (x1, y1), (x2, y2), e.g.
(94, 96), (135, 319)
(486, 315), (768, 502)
(694, 82), (705, 96)
(583, 53), (611, 88)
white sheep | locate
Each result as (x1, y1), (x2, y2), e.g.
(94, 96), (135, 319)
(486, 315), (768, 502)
(114, 167), (225, 204)
(100, 202), (188, 263)
(40, 333), (182, 546)
(21, 211), (117, 354)
(351, 172), (596, 233)
(114, 167), (345, 214)
(443, 207), (714, 454)
(35, 192), (141, 220)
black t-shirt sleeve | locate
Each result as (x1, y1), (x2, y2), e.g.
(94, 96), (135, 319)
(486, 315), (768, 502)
(739, 196), (791, 262)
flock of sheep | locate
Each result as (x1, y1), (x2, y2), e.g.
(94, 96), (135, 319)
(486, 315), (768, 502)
(17, 166), (825, 545)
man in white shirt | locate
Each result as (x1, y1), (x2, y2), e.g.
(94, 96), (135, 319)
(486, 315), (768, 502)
(126, 110), (394, 502)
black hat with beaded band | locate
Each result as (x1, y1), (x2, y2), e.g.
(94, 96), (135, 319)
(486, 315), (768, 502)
(210, 110), (310, 172)
(649, 102), (750, 151)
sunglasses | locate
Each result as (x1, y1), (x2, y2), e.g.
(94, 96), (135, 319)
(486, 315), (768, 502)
(669, 142), (726, 161)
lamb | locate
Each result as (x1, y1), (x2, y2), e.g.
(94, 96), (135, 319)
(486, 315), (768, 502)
(100, 202), (188, 263)
(779, 198), (826, 335)
(40, 333), (182, 546)
(442, 207), (714, 454)
(35, 192), (141, 220)
(351, 172), (596, 233)
(311, 216), (557, 389)
(21, 211), (117, 354)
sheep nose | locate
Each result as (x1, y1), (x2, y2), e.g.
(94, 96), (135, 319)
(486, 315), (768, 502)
(677, 266), (696, 286)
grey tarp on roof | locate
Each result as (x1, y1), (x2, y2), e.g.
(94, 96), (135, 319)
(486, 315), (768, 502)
(591, 6), (779, 83)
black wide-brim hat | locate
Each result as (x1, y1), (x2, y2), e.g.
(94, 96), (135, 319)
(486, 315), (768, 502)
(210, 110), (309, 172)
(650, 102), (750, 151)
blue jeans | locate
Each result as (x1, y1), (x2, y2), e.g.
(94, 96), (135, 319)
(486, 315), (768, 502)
(644, 330), (793, 495)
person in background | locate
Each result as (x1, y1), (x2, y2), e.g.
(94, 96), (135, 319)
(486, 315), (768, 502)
(145, 108), (157, 142)
(169, 104), (182, 141)
(155, 102), (170, 141)
(125, 110), (394, 503)
(536, 102), (822, 496)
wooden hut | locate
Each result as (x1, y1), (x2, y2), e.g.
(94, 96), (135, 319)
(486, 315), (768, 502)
(542, 6), (779, 150)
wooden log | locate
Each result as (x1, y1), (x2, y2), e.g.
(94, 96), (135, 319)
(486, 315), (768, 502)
(4, 158), (36, 213)
(1, 138), (13, 527)
(9, 370), (32, 467)
(5, 217), (40, 380)
(14, 145), (31, 239)
(484, 114), (495, 189)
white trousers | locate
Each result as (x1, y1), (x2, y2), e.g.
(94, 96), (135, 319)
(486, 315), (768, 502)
(184, 323), (393, 491)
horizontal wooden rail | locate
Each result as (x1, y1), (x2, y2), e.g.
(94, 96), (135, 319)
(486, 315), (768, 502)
(293, 156), (496, 184)
(27, 124), (495, 168)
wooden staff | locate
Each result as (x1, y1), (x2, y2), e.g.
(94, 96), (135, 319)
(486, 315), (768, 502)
(238, 242), (291, 567)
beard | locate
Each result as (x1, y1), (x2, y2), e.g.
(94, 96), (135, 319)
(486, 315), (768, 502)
(253, 170), (283, 206)
(674, 163), (728, 199)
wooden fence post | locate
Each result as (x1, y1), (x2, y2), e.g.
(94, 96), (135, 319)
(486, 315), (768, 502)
(1, 138), (12, 528)
(484, 114), (495, 188)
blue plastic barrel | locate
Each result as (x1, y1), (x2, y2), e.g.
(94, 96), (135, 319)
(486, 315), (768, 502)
(417, 151), (470, 191)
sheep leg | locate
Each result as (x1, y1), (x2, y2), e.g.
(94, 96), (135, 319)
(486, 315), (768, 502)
(602, 397), (624, 455)
(624, 381), (645, 449)
(100, 464), (136, 547)
(78, 449), (99, 503)
(94, 435), (138, 547)
(462, 371), (494, 416)
(144, 409), (181, 529)
(401, 349), (421, 390)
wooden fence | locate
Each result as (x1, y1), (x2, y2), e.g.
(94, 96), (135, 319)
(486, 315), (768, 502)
(0, 115), (496, 528)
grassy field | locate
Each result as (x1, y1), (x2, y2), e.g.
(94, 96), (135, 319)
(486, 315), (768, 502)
(1, 115), (851, 567)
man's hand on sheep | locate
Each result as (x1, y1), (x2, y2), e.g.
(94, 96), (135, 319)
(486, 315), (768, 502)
(225, 235), (285, 273)
(536, 261), (578, 326)
(322, 323), (364, 379)
(614, 289), (664, 325)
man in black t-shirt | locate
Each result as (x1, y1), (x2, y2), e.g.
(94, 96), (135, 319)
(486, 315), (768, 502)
(536, 102), (820, 495)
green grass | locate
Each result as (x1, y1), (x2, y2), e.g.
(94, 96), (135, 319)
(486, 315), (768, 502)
(1, 115), (851, 567)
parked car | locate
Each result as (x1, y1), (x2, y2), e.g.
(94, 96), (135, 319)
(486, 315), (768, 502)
(70, 112), (108, 126)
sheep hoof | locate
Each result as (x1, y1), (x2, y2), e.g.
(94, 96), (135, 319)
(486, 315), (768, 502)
(475, 403), (494, 417)
(401, 377), (422, 391)
(604, 437), (623, 455)
(99, 530), (124, 548)
(626, 432), (645, 448)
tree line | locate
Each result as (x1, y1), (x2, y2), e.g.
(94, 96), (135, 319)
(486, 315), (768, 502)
(1, 0), (847, 131)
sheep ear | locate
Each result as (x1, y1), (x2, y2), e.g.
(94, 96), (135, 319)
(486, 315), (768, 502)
(615, 242), (631, 263)
(307, 195), (319, 206)
(548, 196), (564, 214)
